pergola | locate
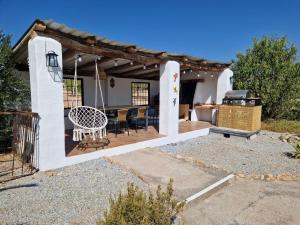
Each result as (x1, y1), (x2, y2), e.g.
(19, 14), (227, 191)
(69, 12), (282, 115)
(12, 19), (233, 171)
(13, 19), (230, 80)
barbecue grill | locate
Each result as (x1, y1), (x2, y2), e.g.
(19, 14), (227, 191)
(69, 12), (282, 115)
(223, 90), (261, 106)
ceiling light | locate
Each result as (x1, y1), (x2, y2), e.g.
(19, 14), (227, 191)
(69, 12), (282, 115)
(130, 61), (134, 66)
(143, 64), (146, 70)
(155, 64), (158, 69)
(77, 55), (82, 62)
(183, 70), (186, 74)
(114, 60), (118, 67)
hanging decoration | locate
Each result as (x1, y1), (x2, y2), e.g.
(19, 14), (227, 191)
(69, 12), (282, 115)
(173, 85), (178, 93)
(173, 73), (178, 81)
(172, 97), (177, 106)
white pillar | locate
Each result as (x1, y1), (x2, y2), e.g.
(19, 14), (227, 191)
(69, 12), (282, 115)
(216, 68), (233, 104)
(159, 61), (180, 138)
(28, 36), (65, 171)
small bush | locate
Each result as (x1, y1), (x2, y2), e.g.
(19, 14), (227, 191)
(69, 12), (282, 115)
(292, 144), (300, 158)
(97, 179), (184, 225)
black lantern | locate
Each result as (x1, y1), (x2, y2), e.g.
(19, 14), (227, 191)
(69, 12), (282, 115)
(110, 78), (115, 88)
(46, 51), (59, 67)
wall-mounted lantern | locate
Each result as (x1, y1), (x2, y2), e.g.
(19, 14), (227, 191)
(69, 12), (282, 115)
(46, 51), (59, 67)
(110, 78), (115, 88)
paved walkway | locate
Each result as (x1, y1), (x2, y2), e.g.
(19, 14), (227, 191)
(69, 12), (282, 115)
(107, 148), (229, 200)
(182, 180), (300, 225)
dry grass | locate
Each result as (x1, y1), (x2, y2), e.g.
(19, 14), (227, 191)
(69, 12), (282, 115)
(261, 120), (300, 133)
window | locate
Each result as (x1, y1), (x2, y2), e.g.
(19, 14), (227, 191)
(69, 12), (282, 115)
(63, 78), (84, 109)
(131, 82), (150, 106)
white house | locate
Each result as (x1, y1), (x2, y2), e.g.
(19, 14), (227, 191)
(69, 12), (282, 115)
(13, 19), (233, 171)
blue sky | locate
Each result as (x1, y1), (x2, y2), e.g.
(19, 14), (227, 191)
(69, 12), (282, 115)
(0, 0), (299, 62)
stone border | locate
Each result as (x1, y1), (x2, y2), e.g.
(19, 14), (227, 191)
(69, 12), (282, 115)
(166, 152), (300, 182)
(235, 173), (300, 181)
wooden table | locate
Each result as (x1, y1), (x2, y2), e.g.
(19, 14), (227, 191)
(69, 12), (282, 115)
(98, 105), (149, 130)
(194, 104), (219, 110)
(98, 105), (147, 111)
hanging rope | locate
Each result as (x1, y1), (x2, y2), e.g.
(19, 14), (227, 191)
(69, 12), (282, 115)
(68, 56), (108, 142)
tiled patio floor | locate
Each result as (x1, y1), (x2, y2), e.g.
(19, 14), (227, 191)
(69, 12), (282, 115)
(66, 121), (211, 157)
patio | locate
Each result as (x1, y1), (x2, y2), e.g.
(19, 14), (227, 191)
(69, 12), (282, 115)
(12, 19), (232, 171)
(66, 121), (211, 156)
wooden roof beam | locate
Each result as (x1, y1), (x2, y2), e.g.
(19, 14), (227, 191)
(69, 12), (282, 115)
(38, 29), (161, 65)
(137, 71), (159, 79)
(156, 52), (168, 59)
(105, 61), (140, 74)
(78, 57), (111, 71)
(125, 45), (137, 53)
(63, 49), (76, 63)
(116, 63), (159, 76)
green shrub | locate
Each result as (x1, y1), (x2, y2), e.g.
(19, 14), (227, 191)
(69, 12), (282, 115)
(292, 144), (300, 158)
(232, 36), (300, 120)
(97, 179), (184, 225)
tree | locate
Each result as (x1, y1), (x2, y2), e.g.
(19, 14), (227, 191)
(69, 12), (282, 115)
(232, 37), (300, 119)
(0, 31), (30, 111)
(0, 31), (30, 148)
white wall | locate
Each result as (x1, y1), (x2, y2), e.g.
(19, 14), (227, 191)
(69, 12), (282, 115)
(191, 69), (233, 124)
(28, 36), (65, 171)
(63, 75), (159, 129)
(159, 61), (180, 138)
(106, 76), (159, 106)
(193, 76), (218, 105)
(216, 68), (233, 104)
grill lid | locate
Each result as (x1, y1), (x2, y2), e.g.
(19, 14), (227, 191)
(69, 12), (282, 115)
(224, 90), (251, 99)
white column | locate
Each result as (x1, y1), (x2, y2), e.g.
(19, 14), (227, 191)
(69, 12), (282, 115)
(159, 61), (180, 138)
(216, 68), (233, 104)
(28, 36), (65, 171)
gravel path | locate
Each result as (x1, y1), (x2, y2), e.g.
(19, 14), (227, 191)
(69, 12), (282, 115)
(0, 159), (147, 225)
(160, 131), (300, 175)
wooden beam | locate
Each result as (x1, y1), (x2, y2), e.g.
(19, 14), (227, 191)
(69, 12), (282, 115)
(137, 71), (159, 79)
(156, 52), (168, 59)
(181, 63), (226, 72)
(15, 63), (96, 77)
(33, 21), (46, 32)
(38, 29), (161, 65)
(63, 49), (76, 63)
(85, 36), (97, 46)
(78, 57), (111, 71)
(105, 61), (140, 74)
(125, 45), (137, 53)
(116, 63), (159, 76)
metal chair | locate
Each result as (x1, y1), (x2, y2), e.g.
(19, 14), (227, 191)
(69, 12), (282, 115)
(148, 107), (159, 127)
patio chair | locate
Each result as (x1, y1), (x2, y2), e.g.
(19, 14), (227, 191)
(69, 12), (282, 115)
(108, 109), (129, 137)
(130, 107), (147, 133)
(148, 107), (159, 127)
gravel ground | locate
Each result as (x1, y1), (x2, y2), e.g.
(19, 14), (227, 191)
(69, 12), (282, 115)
(160, 131), (300, 175)
(0, 159), (147, 225)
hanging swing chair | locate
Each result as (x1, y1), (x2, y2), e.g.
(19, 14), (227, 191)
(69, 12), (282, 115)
(68, 56), (109, 149)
